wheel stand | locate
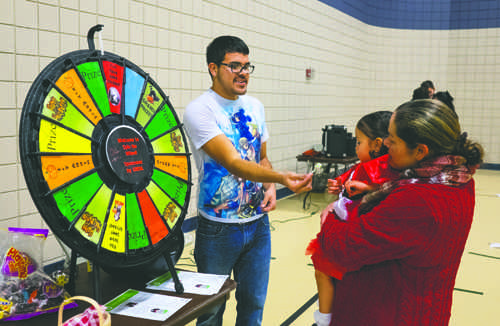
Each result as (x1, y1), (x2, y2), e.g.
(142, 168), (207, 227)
(163, 251), (184, 294)
(66, 249), (184, 303)
(65, 250), (103, 302)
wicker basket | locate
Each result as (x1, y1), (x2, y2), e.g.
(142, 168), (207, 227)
(57, 296), (111, 326)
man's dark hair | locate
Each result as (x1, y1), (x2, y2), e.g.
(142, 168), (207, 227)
(206, 36), (249, 65)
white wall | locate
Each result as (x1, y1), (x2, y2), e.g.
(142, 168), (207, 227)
(0, 0), (497, 266)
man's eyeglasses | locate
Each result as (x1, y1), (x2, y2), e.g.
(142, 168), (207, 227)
(219, 62), (255, 74)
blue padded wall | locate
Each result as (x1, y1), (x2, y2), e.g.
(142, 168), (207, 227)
(318, 0), (500, 30)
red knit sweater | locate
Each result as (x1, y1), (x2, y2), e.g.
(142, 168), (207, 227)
(318, 180), (475, 326)
(307, 155), (399, 278)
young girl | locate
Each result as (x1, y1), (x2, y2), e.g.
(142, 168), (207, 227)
(307, 111), (397, 326)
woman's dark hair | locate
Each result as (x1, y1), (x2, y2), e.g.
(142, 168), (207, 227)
(206, 36), (249, 65)
(394, 99), (483, 166)
(356, 110), (392, 158)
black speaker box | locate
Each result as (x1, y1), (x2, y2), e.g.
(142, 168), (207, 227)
(322, 125), (347, 158)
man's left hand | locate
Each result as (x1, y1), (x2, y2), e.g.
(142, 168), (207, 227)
(261, 184), (277, 212)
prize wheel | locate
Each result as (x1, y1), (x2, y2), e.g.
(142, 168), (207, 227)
(19, 26), (192, 272)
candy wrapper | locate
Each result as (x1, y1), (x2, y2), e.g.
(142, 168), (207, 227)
(0, 228), (75, 321)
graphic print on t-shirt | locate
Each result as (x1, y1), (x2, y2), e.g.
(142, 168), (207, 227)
(202, 107), (264, 219)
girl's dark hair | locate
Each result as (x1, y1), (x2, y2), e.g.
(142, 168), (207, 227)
(394, 99), (483, 166)
(356, 110), (392, 158)
(206, 36), (249, 65)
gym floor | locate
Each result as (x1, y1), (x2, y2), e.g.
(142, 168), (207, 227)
(181, 168), (500, 325)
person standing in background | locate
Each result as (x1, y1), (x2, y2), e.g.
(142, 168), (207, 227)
(433, 90), (455, 112)
(412, 80), (435, 100)
(420, 80), (436, 98)
(183, 35), (312, 326)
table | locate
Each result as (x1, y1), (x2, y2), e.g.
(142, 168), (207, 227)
(296, 154), (359, 176)
(2, 264), (237, 326)
(296, 154), (358, 209)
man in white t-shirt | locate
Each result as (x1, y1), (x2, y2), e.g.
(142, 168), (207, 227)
(183, 36), (312, 326)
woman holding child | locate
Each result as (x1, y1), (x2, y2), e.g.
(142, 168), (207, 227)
(317, 99), (483, 325)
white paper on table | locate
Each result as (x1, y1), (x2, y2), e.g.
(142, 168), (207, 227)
(105, 289), (191, 321)
(146, 271), (229, 295)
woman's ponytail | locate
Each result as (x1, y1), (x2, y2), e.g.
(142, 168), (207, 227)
(455, 132), (484, 167)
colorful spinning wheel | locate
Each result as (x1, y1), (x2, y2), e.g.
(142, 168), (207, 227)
(19, 26), (191, 272)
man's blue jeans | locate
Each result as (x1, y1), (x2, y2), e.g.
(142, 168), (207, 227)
(194, 214), (271, 326)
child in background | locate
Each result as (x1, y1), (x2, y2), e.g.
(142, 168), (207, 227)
(307, 111), (398, 326)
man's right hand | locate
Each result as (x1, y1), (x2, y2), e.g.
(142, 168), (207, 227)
(282, 172), (313, 193)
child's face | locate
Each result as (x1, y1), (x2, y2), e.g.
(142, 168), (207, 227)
(355, 128), (377, 162)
